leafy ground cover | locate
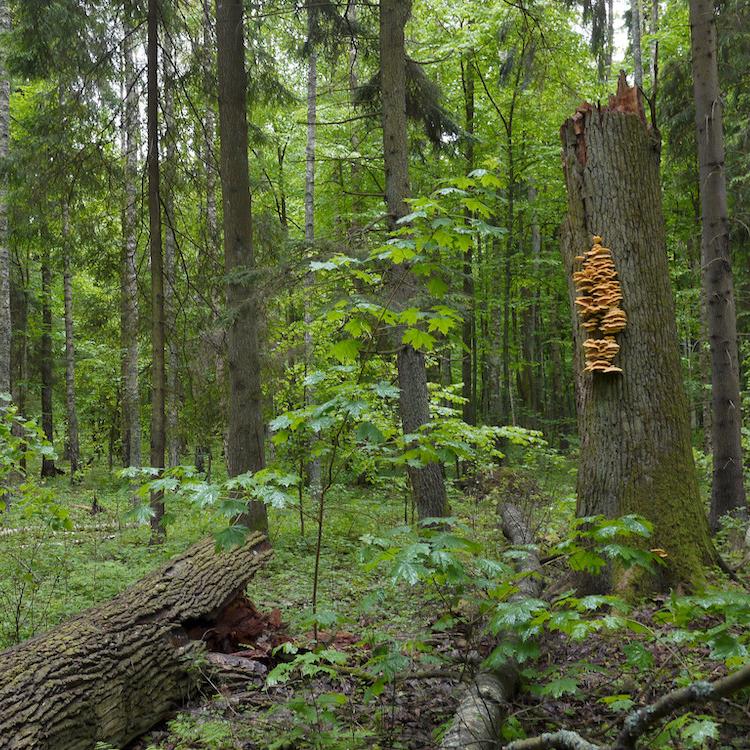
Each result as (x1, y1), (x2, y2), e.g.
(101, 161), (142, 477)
(3, 451), (749, 749)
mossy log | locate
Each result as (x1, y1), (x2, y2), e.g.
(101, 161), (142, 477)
(438, 503), (542, 749)
(0, 533), (272, 750)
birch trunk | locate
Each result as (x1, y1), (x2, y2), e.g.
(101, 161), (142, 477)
(631, 0), (643, 88)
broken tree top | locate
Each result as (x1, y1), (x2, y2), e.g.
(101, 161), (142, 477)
(573, 235), (627, 374)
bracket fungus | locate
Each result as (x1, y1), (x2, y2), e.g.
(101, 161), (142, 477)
(573, 235), (627, 374)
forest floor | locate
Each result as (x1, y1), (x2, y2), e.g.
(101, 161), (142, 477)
(1, 452), (750, 749)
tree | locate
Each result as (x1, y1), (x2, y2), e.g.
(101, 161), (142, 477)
(215, 0), (268, 534)
(631, 0), (644, 88)
(163, 4), (180, 469)
(40, 242), (57, 478)
(0, 0), (9, 399)
(148, 0), (166, 535)
(304, 0), (322, 511)
(689, 0), (748, 531)
(121, 0), (141, 470)
(62, 198), (79, 479)
(560, 75), (714, 587)
(380, 0), (447, 520)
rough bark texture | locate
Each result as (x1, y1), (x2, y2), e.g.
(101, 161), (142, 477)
(148, 0), (166, 535)
(560, 77), (714, 587)
(40, 250), (57, 478)
(0, 0), (9, 398)
(689, 0), (747, 530)
(121, 0), (141, 470)
(215, 0), (268, 533)
(439, 503), (542, 749)
(0, 533), (272, 750)
(380, 0), (447, 520)
(62, 203), (80, 479)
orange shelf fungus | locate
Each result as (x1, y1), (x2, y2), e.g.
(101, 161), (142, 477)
(573, 235), (627, 374)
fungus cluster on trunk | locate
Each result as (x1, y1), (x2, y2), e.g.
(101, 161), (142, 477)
(573, 235), (627, 373)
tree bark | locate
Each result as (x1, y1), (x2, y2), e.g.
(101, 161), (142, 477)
(40, 248), (57, 478)
(148, 0), (166, 534)
(163, 17), (180, 469)
(0, 0), (9, 399)
(689, 0), (747, 530)
(380, 0), (447, 520)
(304, 1), (322, 511)
(461, 54), (476, 426)
(560, 76), (714, 588)
(0, 533), (272, 750)
(62, 203), (79, 479)
(631, 0), (643, 88)
(215, 0), (268, 533)
(439, 503), (542, 749)
(121, 0), (141, 470)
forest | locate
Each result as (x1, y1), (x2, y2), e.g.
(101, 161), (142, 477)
(0, 0), (749, 748)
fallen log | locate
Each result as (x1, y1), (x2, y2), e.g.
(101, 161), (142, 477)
(439, 503), (543, 749)
(505, 662), (750, 750)
(0, 532), (272, 750)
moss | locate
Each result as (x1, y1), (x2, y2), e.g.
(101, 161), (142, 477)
(621, 446), (715, 593)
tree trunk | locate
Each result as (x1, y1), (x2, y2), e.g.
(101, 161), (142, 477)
(560, 75), (714, 588)
(0, 533), (272, 750)
(40, 249), (57, 478)
(380, 0), (447, 520)
(62, 203), (79, 479)
(519, 184), (541, 423)
(631, 0), (643, 88)
(439, 503), (542, 749)
(461, 55), (476, 426)
(604, 0), (614, 82)
(163, 19), (180, 469)
(148, 0), (166, 535)
(304, 2), (322, 510)
(689, 0), (747, 530)
(649, 0), (658, 86)
(0, 0), (9, 399)
(215, 0), (268, 534)
(346, 0), (362, 245)
(121, 0), (141, 470)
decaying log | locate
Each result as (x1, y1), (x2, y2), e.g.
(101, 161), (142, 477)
(438, 503), (542, 749)
(0, 533), (272, 750)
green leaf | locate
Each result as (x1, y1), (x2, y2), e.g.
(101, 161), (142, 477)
(356, 422), (385, 445)
(623, 642), (654, 669)
(682, 718), (719, 747)
(330, 338), (361, 363)
(214, 525), (249, 550)
(533, 677), (580, 699)
(402, 328), (436, 351)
